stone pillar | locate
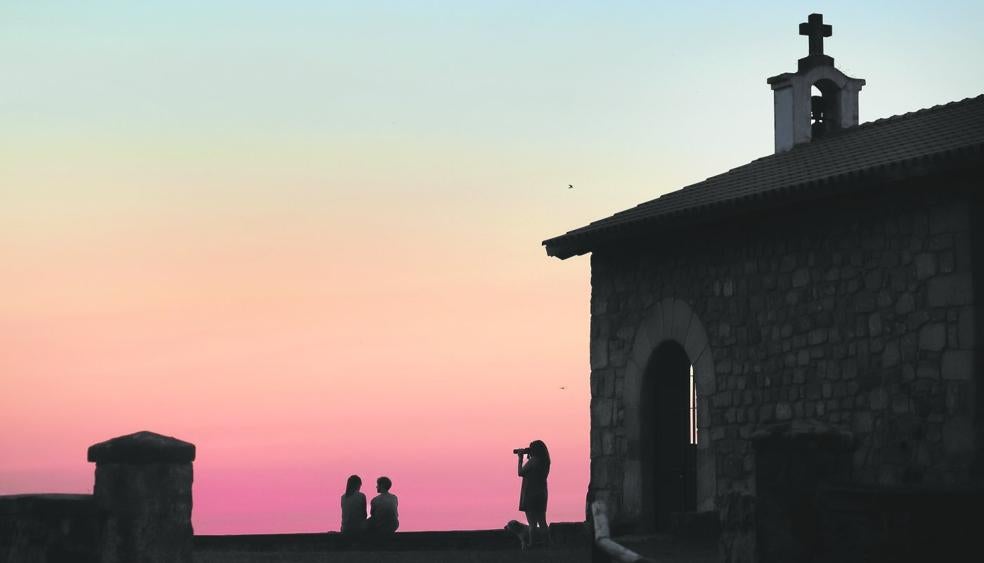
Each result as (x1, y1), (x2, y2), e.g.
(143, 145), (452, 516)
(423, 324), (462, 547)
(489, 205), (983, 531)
(751, 420), (853, 563)
(87, 431), (195, 563)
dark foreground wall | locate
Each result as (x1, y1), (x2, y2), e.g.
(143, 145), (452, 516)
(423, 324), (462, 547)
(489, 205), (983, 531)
(0, 495), (99, 563)
(817, 485), (983, 563)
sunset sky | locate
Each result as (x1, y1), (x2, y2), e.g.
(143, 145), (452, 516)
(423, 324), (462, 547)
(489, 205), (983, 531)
(3, 1), (983, 534)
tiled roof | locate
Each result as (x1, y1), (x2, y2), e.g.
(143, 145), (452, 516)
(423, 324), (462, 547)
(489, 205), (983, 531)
(544, 94), (984, 259)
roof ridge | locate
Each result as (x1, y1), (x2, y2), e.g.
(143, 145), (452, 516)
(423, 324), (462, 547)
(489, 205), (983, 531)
(857, 93), (984, 129)
(626, 94), (984, 213)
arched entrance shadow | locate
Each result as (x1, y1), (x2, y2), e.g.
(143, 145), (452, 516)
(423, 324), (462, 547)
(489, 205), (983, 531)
(620, 298), (717, 528)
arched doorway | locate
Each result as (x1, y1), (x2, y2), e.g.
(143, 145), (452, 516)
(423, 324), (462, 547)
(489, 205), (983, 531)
(620, 298), (715, 529)
(640, 340), (697, 530)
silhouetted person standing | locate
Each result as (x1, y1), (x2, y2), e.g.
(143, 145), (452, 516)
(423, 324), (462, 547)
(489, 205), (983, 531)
(517, 440), (550, 546)
(367, 476), (399, 535)
(340, 475), (367, 534)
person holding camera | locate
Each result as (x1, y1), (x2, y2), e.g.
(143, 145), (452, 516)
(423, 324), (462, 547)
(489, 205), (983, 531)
(516, 440), (550, 546)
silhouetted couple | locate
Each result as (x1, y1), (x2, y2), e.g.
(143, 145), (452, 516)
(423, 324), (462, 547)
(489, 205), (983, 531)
(340, 475), (399, 537)
(517, 440), (550, 546)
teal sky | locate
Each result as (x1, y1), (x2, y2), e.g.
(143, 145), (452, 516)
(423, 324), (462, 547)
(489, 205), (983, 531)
(4, 1), (983, 224)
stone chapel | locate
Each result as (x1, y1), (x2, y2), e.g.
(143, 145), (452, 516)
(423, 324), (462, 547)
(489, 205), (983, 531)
(544, 13), (984, 561)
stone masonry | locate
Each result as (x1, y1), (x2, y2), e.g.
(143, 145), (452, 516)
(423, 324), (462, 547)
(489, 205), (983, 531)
(586, 186), (979, 529)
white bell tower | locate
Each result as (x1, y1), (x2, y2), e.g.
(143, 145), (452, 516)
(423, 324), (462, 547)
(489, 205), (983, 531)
(767, 14), (866, 153)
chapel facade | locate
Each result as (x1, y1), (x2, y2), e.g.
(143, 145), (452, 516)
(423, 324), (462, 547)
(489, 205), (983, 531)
(544, 13), (984, 545)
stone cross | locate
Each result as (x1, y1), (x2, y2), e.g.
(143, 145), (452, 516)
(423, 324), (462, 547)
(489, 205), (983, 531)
(799, 13), (832, 56)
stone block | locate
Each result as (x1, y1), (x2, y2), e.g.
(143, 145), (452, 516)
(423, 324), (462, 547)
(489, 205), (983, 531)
(660, 298), (675, 339)
(591, 458), (611, 485)
(797, 350), (810, 366)
(906, 310), (931, 332)
(958, 306), (974, 349)
(914, 253), (937, 280)
(870, 388), (888, 410)
(941, 350), (973, 381)
(940, 250), (955, 273)
(759, 404), (775, 423)
(882, 340), (900, 368)
(697, 396), (712, 429)
(620, 459), (642, 517)
(918, 323), (947, 352)
(792, 268), (810, 288)
(855, 291), (876, 312)
(895, 292), (915, 314)
(601, 431), (615, 456)
(853, 412), (874, 433)
(685, 316), (709, 360)
(671, 301), (693, 342)
(916, 363), (940, 380)
(946, 382), (968, 414)
(942, 416), (974, 454)
(648, 303), (665, 346)
(927, 274), (973, 307)
(868, 313), (883, 337)
(808, 328), (827, 345)
(891, 395), (909, 414)
(592, 398), (614, 427)
(842, 359), (858, 379)
(591, 295), (608, 315)
(877, 290), (893, 308)
(694, 351), (716, 395)
(590, 335), (609, 370)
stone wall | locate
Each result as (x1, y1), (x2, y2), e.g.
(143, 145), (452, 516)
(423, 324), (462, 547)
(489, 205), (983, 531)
(0, 494), (99, 563)
(0, 431), (195, 563)
(587, 183), (979, 528)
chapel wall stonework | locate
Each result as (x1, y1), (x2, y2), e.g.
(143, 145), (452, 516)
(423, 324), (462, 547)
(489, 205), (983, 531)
(587, 187), (980, 528)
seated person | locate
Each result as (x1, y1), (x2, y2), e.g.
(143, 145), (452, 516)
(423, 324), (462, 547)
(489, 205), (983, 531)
(366, 476), (399, 535)
(340, 475), (366, 534)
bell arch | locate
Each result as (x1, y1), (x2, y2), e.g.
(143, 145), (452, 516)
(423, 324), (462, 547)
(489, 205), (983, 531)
(620, 298), (717, 526)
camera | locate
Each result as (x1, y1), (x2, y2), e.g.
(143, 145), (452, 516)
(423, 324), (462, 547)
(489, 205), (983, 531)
(513, 448), (530, 455)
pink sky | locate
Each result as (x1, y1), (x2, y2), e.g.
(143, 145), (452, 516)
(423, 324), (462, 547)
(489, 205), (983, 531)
(0, 204), (591, 532)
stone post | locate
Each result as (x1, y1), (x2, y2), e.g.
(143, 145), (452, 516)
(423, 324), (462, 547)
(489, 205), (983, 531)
(87, 431), (195, 563)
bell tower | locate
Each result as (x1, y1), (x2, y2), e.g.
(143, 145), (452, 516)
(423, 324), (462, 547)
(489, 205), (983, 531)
(767, 14), (866, 153)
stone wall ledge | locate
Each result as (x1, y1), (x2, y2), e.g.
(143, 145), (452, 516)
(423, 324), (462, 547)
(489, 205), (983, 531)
(195, 522), (589, 552)
(0, 493), (96, 516)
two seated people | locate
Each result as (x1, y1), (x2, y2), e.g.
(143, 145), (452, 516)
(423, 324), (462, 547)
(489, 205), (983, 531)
(340, 475), (399, 537)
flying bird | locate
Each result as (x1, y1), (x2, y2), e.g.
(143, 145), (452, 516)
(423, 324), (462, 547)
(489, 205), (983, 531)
(568, 184), (574, 189)
(560, 386), (567, 390)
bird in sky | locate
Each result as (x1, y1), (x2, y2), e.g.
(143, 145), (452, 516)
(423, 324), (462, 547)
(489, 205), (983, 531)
(568, 184), (574, 189)
(559, 386), (567, 390)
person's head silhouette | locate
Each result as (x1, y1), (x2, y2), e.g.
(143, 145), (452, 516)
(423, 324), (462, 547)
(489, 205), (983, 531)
(528, 440), (550, 462)
(344, 475), (362, 497)
(376, 476), (392, 494)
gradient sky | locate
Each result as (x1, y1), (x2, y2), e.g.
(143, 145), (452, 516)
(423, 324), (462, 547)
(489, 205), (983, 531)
(2, 1), (983, 534)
